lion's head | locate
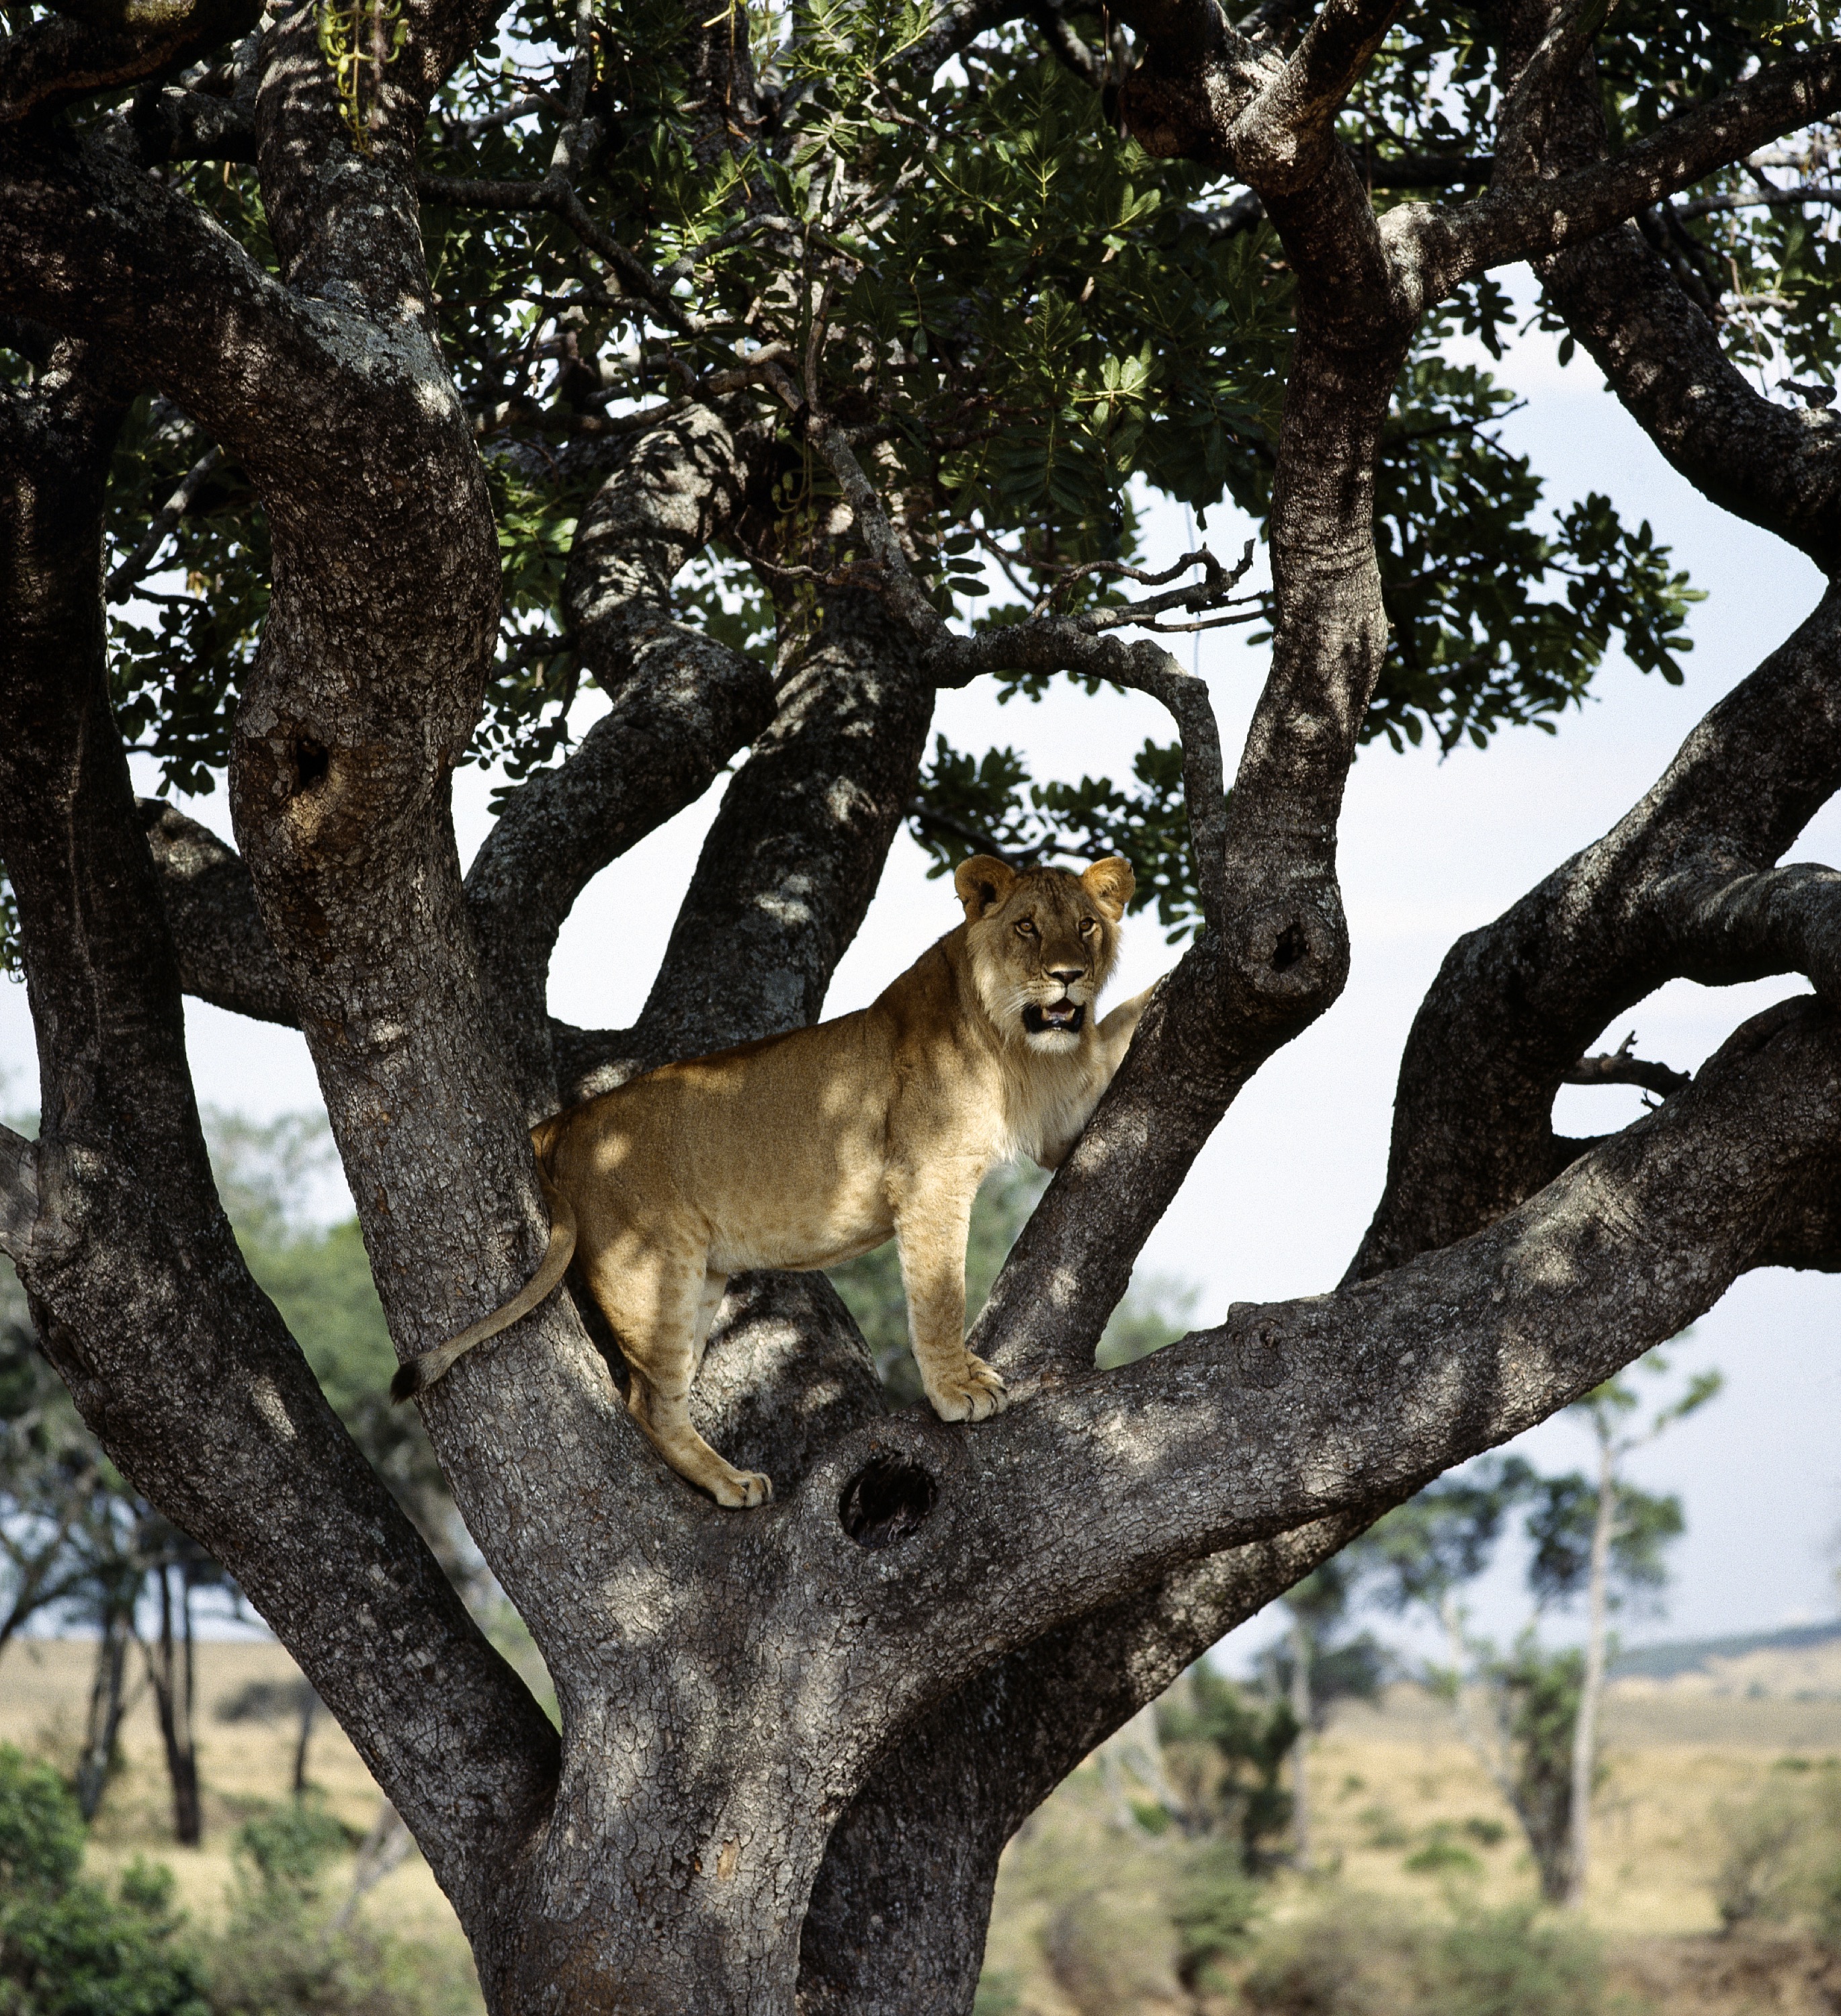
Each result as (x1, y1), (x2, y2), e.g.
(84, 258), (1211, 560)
(953, 853), (1135, 1052)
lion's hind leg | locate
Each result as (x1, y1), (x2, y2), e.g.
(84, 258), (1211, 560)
(587, 1245), (770, 1509)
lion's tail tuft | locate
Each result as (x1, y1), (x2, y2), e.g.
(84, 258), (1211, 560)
(388, 1176), (578, 1404)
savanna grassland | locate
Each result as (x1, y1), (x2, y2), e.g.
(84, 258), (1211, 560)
(5, 1635), (1839, 2016)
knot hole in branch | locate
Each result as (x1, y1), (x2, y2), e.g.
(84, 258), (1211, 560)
(1230, 898), (1348, 1008)
(292, 738), (331, 794)
(839, 1452), (937, 1549)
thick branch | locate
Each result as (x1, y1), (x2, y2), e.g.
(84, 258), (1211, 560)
(1398, 41), (1841, 293)
(1516, 30), (1841, 571)
(0, 346), (560, 1932)
(466, 404), (777, 1109)
(139, 800), (297, 1025)
(633, 584), (937, 1065)
(1353, 591), (1841, 1279)
(1237, 0), (1406, 184)
(789, 991), (1841, 1719)
(0, 0), (256, 124)
(798, 1513), (1369, 2013)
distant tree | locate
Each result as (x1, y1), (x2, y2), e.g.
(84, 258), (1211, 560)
(1258, 1558), (1385, 1870)
(1158, 1666), (1298, 1872)
(1529, 1346), (1719, 1906)
(1353, 1411), (1699, 1904)
(216, 1677), (325, 1799)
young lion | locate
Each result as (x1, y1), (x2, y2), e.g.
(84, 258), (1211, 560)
(392, 853), (1150, 1506)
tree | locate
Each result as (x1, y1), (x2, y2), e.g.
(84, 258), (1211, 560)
(1259, 1558), (1385, 1870)
(1526, 1346), (1720, 1906)
(1357, 1443), (1692, 1902)
(3, 0), (1840, 2003)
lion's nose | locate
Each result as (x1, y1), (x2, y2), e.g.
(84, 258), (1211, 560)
(1048, 966), (1083, 985)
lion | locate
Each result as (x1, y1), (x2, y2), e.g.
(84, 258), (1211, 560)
(391, 853), (1150, 1506)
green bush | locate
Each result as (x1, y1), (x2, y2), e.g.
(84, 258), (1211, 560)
(1241, 1894), (1606, 2016)
(1172, 1841), (1265, 1988)
(0, 1747), (208, 2016)
(1241, 1894), (1423, 2016)
(1713, 1767), (1841, 1944)
(1043, 1888), (1186, 2015)
(1435, 1905), (1603, 2016)
(1404, 1824), (1484, 1878)
(232, 1800), (353, 1900)
(202, 1799), (481, 2016)
(0, 1749), (84, 1894)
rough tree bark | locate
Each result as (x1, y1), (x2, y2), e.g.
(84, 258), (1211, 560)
(5, 0), (1841, 2008)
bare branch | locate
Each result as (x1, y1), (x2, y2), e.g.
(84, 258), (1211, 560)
(467, 404), (775, 1107)
(1537, 199), (1841, 574)
(803, 416), (1232, 934)
(1352, 591), (1841, 1282)
(1493, 0), (1617, 184)
(417, 171), (708, 337)
(1678, 182), (1841, 218)
(1401, 41), (1841, 294)
(1238, 0), (1408, 179)
(0, 351), (561, 1931)
(1562, 1034), (1691, 1098)
(632, 584), (937, 1066)
(107, 444), (222, 600)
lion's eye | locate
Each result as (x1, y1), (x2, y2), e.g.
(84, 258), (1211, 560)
(1015, 919), (1036, 937)
(1078, 917), (1097, 935)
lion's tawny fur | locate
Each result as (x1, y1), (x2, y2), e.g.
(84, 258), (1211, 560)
(392, 854), (1150, 1506)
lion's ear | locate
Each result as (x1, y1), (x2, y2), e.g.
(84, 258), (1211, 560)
(1081, 855), (1134, 921)
(954, 854), (1017, 919)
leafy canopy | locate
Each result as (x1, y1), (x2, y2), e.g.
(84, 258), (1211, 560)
(9, 0), (1840, 968)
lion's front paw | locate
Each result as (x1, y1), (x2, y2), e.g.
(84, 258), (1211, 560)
(925, 1353), (1009, 1424)
(710, 1467), (774, 1509)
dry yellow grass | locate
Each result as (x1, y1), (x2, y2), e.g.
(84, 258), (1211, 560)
(980, 1679), (1841, 2015)
(5, 1636), (1838, 2014)
(0, 1633), (470, 1956)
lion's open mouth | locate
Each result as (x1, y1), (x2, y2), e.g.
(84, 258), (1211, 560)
(1023, 1001), (1085, 1037)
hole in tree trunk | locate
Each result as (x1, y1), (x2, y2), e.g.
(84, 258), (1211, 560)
(1271, 921), (1305, 970)
(839, 1452), (937, 1548)
(294, 739), (331, 791)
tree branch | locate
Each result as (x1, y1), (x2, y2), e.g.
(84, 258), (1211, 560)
(798, 1512), (1371, 2012)
(107, 445), (222, 599)
(1561, 1034), (1691, 1098)
(466, 403), (777, 1111)
(1517, 30), (1841, 571)
(795, 992), (1841, 1712)
(0, 1126), (37, 1257)
(0, 344), (560, 1933)
(1351, 589), (1841, 1280)
(632, 583), (938, 1066)
(140, 800), (298, 1025)
(0, 0), (257, 125)
(1235, 0), (1408, 186)
(1400, 41), (1841, 294)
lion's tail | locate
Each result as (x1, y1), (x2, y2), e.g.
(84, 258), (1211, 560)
(390, 1175), (577, 1404)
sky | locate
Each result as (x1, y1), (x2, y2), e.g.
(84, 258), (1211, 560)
(3, 267), (1837, 1665)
